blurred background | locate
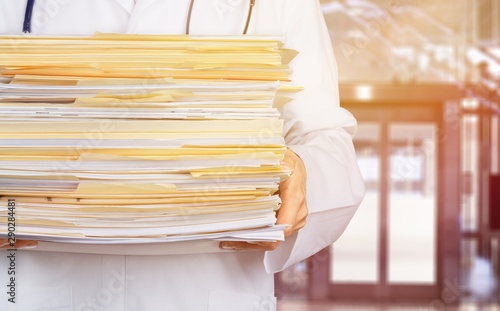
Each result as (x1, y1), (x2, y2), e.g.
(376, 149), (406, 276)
(276, 0), (500, 310)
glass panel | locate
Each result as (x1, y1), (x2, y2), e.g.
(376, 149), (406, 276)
(461, 115), (479, 232)
(330, 123), (380, 283)
(388, 123), (437, 284)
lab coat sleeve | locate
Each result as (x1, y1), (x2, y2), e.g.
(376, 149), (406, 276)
(263, 0), (366, 273)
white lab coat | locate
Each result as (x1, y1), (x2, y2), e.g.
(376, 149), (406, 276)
(0, 0), (365, 310)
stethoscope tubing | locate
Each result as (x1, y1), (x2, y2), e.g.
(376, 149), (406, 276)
(22, 0), (256, 34)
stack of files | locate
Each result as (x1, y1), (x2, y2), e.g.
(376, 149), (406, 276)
(0, 34), (300, 245)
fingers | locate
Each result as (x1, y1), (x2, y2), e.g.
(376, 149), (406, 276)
(278, 202), (307, 237)
(218, 149), (308, 252)
(277, 149), (308, 238)
(276, 183), (307, 238)
(0, 239), (38, 250)
(219, 241), (280, 251)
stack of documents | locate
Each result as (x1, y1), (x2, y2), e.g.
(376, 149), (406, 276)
(0, 34), (300, 245)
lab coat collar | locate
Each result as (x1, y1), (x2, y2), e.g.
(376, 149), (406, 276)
(124, 0), (161, 16)
(114, 0), (135, 14)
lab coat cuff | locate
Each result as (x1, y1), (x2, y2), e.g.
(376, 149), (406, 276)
(264, 204), (359, 273)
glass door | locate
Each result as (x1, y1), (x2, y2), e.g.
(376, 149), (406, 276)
(388, 123), (437, 285)
(330, 123), (381, 284)
(328, 105), (445, 299)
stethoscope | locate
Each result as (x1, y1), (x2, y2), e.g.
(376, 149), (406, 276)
(23, 0), (256, 34)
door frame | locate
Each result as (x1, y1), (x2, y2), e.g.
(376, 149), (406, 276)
(308, 84), (461, 301)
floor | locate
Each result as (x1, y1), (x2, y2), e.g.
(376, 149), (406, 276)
(275, 243), (500, 311)
(277, 300), (500, 311)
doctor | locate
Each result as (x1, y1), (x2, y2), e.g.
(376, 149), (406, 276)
(0, 0), (365, 310)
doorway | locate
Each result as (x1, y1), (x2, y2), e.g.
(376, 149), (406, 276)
(311, 84), (461, 300)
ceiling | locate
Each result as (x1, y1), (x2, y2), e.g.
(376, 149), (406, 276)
(319, 0), (500, 83)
